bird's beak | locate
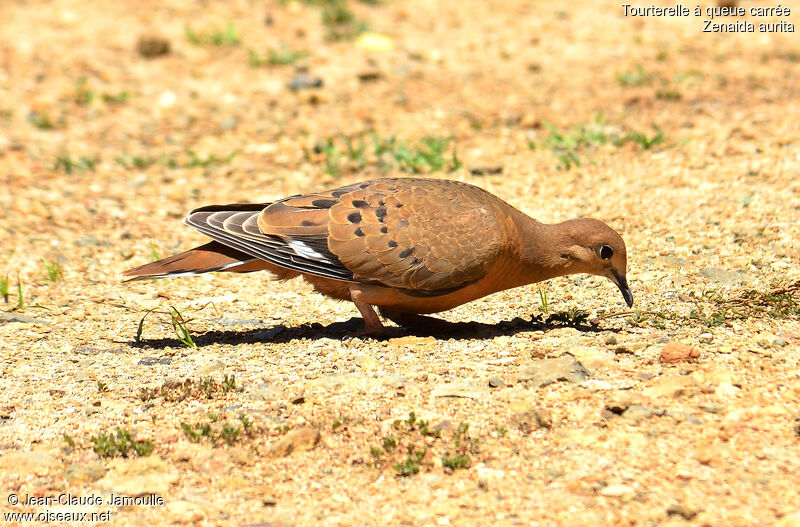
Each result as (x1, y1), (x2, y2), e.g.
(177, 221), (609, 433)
(610, 269), (634, 307)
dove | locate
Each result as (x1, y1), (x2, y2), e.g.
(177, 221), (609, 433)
(124, 177), (632, 336)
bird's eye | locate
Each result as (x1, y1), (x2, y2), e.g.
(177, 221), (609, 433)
(598, 245), (614, 260)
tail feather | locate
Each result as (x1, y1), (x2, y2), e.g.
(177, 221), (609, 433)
(123, 241), (261, 281)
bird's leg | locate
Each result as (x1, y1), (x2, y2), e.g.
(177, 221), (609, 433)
(351, 296), (389, 338)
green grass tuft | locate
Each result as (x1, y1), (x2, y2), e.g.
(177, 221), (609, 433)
(538, 286), (550, 315)
(185, 22), (241, 46)
(623, 128), (664, 150)
(91, 428), (153, 458)
(184, 149), (239, 168)
(169, 305), (196, 348)
(16, 277), (24, 310)
(54, 154), (98, 174)
(249, 44), (308, 67)
(139, 375), (239, 402)
(616, 65), (653, 86)
(101, 91), (130, 105)
(0, 274), (9, 303)
(181, 412), (253, 446)
(28, 111), (55, 130)
(74, 77), (95, 106)
(547, 308), (589, 326)
(43, 259), (63, 282)
(321, 0), (367, 40)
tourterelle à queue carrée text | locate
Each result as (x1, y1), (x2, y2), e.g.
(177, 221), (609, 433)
(622, 4), (794, 32)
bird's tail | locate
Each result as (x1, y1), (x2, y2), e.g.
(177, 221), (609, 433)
(122, 241), (274, 281)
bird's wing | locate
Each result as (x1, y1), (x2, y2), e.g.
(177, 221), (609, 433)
(262, 178), (504, 295)
(184, 201), (355, 281)
(185, 178), (505, 295)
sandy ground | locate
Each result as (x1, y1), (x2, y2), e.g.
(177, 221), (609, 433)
(1, 0), (799, 525)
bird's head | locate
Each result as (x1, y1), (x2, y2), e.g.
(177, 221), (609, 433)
(552, 218), (633, 307)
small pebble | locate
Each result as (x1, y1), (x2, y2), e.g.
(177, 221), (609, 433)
(488, 377), (505, 388)
(666, 503), (699, 520)
(698, 403), (724, 414)
(137, 36), (170, 58)
(289, 73), (323, 91)
(660, 342), (700, 364)
(469, 164), (503, 176)
(512, 408), (552, 433)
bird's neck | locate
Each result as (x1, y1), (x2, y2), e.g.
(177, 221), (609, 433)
(506, 211), (578, 287)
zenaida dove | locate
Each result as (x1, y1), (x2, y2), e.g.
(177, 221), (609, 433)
(124, 178), (633, 336)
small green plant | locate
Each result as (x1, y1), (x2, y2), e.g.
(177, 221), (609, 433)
(548, 307), (589, 326)
(321, 0), (366, 40)
(16, 278), (24, 310)
(28, 111), (55, 130)
(441, 452), (471, 470)
(185, 22), (241, 46)
(169, 306), (196, 348)
(441, 423), (474, 472)
(393, 449), (425, 476)
(97, 381), (109, 393)
(373, 135), (461, 173)
(655, 89), (681, 101)
(63, 434), (76, 449)
(116, 154), (158, 170)
(0, 108), (12, 119)
(74, 77), (95, 106)
(371, 412), (469, 477)
(249, 44), (308, 67)
(314, 132), (461, 176)
(184, 149), (239, 168)
(624, 128), (664, 150)
(54, 155), (98, 174)
(616, 65), (653, 86)
(220, 423), (241, 445)
(675, 70), (704, 83)
(492, 425), (507, 438)
(101, 91), (130, 105)
(723, 281), (800, 320)
(239, 413), (253, 434)
(149, 240), (161, 261)
(139, 375), (240, 402)
(134, 312), (149, 344)
(538, 286), (550, 315)
(536, 120), (608, 170)
(0, 274), (9, 303)
(332, 415), (351, 431)
(91, 428), (154, 458)
(181, 413), (251, 446)
(43, 259), (63, 282)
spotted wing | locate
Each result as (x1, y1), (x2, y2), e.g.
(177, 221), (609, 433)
(265, 178), (504, 295)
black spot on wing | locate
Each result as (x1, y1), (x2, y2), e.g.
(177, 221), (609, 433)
(375, 206), (387, 221)
(388, 240), (398, 248)
(354, 227), (364, 237)
(380, 226), (388, 234)
(331, 190), (347, 198)
(312, 198), (338, 208)
(352, 200), (369, 208)
(399, 248), (413, 259)
(301, 220), (315, 226)
(347, 212), (362, 223)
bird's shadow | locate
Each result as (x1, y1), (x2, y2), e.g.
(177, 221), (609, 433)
(130, 314), (614, 350)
